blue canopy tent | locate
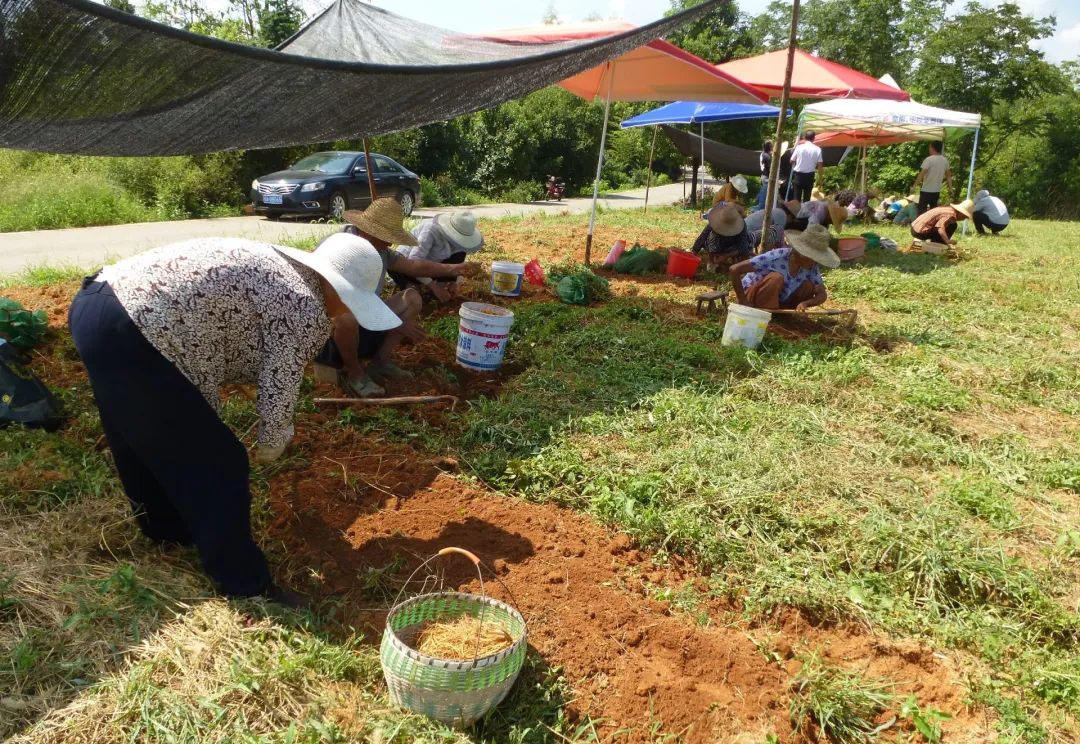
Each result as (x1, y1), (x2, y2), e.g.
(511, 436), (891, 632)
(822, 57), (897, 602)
(620, 101), (788, 207)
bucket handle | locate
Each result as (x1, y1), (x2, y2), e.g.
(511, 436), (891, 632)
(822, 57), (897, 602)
(391, 547), (524, 660)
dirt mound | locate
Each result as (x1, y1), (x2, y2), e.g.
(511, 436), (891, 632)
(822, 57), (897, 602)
(268, 422), (987, 741)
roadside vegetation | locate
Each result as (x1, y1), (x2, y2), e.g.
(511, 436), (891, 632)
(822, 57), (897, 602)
(3, 0), (1076, 233)
(2, 208), (1078, 741)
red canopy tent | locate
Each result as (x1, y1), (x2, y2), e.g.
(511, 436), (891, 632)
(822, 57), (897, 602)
(715, 49), (910, 101)
(481, 22), (767, 261)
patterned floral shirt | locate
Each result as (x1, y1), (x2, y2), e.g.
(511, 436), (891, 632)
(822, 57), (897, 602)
(98, 238), (332, 448)
(740, 247), (823, 302)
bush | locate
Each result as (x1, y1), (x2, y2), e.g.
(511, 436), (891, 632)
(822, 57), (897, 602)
(0, 171), (154, 232)
(419, 178), (442, 208)
(498, 181), (542, 203)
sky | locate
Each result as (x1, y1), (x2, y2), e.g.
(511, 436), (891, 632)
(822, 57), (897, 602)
(303, 0), (1078, 64)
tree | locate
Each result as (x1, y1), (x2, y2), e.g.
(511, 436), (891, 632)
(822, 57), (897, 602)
(665, 0), (760, 63)
(910, 1), (1064, 112)
(104, 0), (136, 13)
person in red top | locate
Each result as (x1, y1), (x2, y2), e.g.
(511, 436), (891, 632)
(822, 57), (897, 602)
(910, 199), (975, 245)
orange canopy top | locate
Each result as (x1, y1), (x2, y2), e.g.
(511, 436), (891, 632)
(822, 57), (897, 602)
(474, 22), (768, 104)
(715, 49), (910, 101)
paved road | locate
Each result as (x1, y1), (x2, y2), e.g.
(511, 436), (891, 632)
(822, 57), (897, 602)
(0, 179), (711, 275)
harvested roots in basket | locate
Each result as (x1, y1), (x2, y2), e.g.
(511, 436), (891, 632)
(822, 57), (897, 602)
(414, 615), (516, 660)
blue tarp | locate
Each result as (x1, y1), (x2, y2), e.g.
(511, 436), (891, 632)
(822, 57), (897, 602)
(620, 101), (787, 128)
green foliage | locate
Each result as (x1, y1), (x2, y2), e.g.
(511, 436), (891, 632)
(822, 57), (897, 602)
(0, 298), (48, 348)
(789, 655), (894, 743)
(899, 695), (951, 742)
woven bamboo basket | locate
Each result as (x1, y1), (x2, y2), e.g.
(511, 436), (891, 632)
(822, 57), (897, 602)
(380, 548), (527, 725)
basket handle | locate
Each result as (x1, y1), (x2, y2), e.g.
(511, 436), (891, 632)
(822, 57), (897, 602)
(437, 546), (480, 565)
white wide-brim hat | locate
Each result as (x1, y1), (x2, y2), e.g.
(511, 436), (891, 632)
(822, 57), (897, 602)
(731, 174), (749, 193)
(436, 211), (484, 251)
(275, 233), (401, 331)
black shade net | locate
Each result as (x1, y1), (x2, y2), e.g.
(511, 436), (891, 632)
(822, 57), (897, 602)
(0, 0), (718, 155)
(663, 125), (848, 174)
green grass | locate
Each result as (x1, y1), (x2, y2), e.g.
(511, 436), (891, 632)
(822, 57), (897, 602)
(1, 210), (1079, 741)
(789, 655), (894, 743)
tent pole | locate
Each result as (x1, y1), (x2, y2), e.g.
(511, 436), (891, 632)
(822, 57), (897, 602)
(761, 0), (801, 254)
(585, 64), (615, 265)
(363, 138), (377, 203)
(699, 121), (705, 200)
(644, 125), (658, 213)
(962, 127), (980, 236)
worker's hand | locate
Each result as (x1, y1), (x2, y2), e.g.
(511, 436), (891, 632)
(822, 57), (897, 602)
(949, 239), (958, 245)
(795, 301), (811, 312)
(453, 262), (484, 278)
(397, 317), (428, 344)
(429, 282), (454, 304)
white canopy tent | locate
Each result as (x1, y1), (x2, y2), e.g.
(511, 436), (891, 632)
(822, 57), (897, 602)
(799, 97), (983, 230)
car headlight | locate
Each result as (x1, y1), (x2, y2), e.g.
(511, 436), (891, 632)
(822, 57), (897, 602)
(301, 182), (325, 192)
(251, 179), (259, 189)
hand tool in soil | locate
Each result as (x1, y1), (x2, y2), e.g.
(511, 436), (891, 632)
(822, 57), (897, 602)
(768, 307), (858, 328)
(381, 546), (527, 726)
(314, 395), (458, 408)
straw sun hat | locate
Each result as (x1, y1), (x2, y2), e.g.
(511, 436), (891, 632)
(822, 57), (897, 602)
(709, 205), (745, 236)
(730, 174), (749, 194)
(274, 234), (401, 331)
(786, 224), (840, 269)
(826, 201), (848, 232)
(951, 198), (975, 220)
(343, 198), (418, 247)
(436, 211), (483, 251)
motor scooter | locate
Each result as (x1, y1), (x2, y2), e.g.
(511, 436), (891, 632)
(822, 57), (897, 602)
(544, 176), (566, 201)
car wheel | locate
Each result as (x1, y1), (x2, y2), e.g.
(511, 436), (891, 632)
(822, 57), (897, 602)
(398, 191), (414, 217)
(329, 192), (347, 220)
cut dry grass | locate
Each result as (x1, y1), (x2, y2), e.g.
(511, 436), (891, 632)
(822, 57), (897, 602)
(415, 615), (516, 660)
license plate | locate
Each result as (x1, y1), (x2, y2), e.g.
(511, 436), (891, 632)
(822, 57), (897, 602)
(263, 194), (283, 205)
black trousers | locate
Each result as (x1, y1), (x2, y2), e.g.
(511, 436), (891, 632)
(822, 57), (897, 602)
(388, 251), (466, 290)
(973, 212), (1007, 234)
(911, 221), (957, 241)
(791, 171), (816, 203)
(917, 190), (941, 215)
(69, 279), (271, 597)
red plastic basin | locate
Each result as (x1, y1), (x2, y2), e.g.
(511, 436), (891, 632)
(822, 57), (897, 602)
(666, 248), (701, 278)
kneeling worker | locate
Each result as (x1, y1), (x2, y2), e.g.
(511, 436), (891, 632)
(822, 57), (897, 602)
(729, 224), (840, 311)
(909, 199), (974, 245)
(394, 211), (484, 303)
(972, 189), (1009, 235)
(69, 234), (401, 605)
(315, 198), (482, 397)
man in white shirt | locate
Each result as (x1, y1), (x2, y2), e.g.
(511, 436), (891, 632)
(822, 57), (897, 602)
(788, 131), (824, 203)
(972, 189), (1010, 234)
(912, 141), (953, 215)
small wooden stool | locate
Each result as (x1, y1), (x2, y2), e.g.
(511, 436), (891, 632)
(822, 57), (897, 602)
(695, 290), (728, 316)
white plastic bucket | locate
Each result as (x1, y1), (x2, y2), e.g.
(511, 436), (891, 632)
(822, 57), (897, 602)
(456, 302), (515, 371)
(490, 261), (525, 297)
(721, 304), (771, 349)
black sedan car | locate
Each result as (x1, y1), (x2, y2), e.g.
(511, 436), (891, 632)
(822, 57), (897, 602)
(251, 151), (420, 220)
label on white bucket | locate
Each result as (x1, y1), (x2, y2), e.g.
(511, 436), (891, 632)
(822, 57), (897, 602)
(457, 302), (515, 370)
(491, 261), (524, 297)
(721, 304), (771, 349)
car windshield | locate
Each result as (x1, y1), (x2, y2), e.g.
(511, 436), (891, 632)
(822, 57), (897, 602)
(291, 153), (355, 174)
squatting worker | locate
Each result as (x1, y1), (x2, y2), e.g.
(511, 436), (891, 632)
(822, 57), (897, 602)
(68, 235), (400, 605)
(911, 141), (953, 215)
(972, 189), (1010, 235)
(788, 131), (824, 203)
(910, 198), (975, 245)
(729, 224), (840, 311)
(314, 198), (482, 397)
(394, 210), (484, 304)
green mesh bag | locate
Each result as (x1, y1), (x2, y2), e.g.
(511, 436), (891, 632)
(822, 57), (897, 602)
(613, 246), (667, 275)
(0, 298), (48, 349)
